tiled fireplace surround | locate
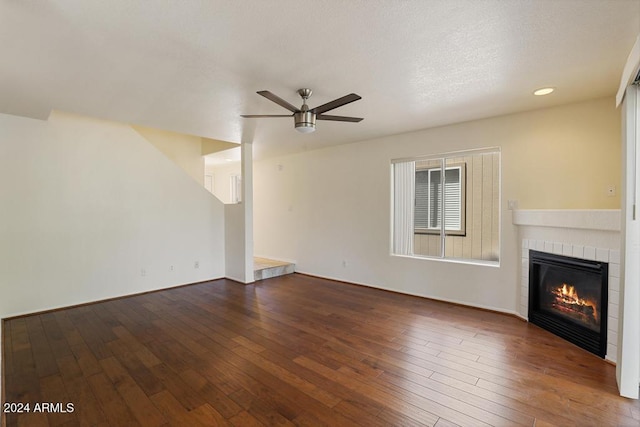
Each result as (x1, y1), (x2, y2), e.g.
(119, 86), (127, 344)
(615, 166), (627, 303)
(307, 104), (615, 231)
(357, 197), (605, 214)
(513, 210), (620, 363)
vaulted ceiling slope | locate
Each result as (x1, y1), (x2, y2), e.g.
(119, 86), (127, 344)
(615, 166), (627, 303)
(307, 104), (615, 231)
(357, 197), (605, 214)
(1, 1), (638, 159)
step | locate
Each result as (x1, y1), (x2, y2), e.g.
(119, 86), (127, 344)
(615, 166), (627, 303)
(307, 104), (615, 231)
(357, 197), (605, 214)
(254, 257), (295, 281)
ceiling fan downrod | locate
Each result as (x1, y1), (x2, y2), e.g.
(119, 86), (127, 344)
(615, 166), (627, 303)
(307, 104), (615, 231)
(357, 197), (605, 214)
(295, 88), (315, 133)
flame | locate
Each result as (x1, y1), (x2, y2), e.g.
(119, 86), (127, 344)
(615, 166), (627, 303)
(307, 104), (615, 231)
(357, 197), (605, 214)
(561, 283), (577, 300)
(553, 283), (598, 323)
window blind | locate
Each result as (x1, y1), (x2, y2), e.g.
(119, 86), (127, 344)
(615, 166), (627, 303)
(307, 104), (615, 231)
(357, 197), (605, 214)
(414, 170), (429, 229)
(443, 168), (461, 230)
(414, 166), (461, 231)
(393, 161), (415, 255)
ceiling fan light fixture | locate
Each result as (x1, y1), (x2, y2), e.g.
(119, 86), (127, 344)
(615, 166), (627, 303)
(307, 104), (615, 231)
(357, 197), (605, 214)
(295, 124), (316, 133)
(294, 111), (316, 133)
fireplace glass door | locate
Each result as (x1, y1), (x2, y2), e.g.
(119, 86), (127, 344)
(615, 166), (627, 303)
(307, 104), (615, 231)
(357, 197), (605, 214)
(529, 250), (608, 357)
(537, 264), (602, 332)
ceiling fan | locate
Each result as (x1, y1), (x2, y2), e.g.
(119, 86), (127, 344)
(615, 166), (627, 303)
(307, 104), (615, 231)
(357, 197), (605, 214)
(241, 88), (363, 133)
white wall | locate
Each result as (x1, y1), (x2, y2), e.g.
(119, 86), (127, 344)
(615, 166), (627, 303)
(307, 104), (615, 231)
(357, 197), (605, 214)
(206, 161), (242, 204)
(254, 97), (621, 313)
(224, 143), (254, 283)
(0, 111), (226, 320)
(618, 85), (640, 398)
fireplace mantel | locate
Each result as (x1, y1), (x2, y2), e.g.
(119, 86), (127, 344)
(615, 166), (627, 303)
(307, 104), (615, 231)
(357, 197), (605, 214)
(512, 209), (621, 231)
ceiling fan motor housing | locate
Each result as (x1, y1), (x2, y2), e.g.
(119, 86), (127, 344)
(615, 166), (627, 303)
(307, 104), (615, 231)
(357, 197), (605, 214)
(294, 111), (316, 133)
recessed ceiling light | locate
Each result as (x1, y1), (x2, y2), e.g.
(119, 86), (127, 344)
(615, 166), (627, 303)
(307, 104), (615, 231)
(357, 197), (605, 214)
(533, 87), (555, 96)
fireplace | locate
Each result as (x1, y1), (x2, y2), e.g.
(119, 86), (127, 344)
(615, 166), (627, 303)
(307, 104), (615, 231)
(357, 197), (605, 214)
(528, 250), (608, 357)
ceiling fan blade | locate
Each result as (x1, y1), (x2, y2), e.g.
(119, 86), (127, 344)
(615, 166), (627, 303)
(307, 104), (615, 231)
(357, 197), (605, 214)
(257, 91), (299, 113)
(241, 114), (292, 118)
(310, 93), (361, 115)
(316, 114), (363, 122)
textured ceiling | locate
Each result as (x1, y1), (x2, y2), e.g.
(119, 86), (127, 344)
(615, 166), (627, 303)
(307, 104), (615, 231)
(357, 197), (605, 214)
(1, 0), (639, 159)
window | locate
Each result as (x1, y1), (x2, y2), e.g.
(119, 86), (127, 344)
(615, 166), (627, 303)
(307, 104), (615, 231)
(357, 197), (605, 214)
(415, 164), (465, 235)
(392, 148), (499, 263)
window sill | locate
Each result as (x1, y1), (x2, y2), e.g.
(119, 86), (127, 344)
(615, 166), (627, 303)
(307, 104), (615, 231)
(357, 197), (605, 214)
(414, 231), (467, 237)
(391, 253), (500, 268)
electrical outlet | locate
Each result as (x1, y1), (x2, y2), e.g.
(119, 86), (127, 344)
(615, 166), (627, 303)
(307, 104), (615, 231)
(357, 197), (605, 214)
(194, 261), (199, 269)
(507, 200), (518, 210)
(607, 185), (616, 197)
(170, 265), (174, 271)
(141, 268), (146, 277)
(342, 260), (347, 267)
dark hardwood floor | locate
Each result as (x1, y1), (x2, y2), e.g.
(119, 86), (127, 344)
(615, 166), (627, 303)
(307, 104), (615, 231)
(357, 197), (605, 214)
(2, 274), (639, 426)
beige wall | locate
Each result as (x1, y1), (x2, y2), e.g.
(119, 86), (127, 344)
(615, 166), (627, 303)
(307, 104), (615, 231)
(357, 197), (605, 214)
(133, 125), (205, 185)
(254, 96), (622, 314)
(502, 98), (620, 209)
